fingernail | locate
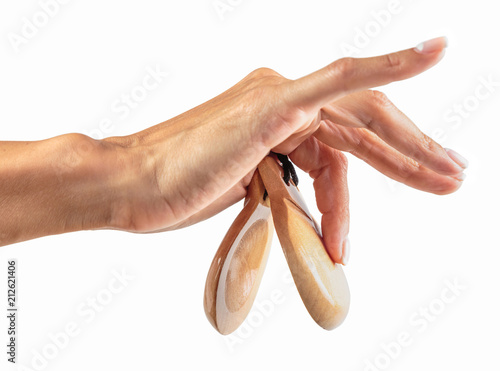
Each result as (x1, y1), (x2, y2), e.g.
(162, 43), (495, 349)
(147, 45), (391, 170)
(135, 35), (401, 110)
(341, 238), (350, 266)
(445, 148), (469, 169)
(451, 172), (466, 181)
(414, 36), (448, 54)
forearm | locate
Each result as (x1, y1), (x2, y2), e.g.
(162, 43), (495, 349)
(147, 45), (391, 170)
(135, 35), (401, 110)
(0, 102), (263, 247)
(0, 134), (130, 246)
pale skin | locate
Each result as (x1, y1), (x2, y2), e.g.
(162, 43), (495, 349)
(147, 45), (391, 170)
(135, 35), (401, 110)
(0, 37), (468, 264)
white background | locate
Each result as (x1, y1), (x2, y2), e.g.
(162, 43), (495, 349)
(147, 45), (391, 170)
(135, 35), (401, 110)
(1, 0), (499, 370)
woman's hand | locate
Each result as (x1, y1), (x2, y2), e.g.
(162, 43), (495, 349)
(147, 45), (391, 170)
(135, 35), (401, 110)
(102, 37), (466, 264)
(0, 37), (467, 263)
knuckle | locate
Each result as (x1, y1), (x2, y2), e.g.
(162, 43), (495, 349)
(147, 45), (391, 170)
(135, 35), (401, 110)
(360, 90), (393, 128)
(349, 134), (371, 157)
(397, 157), (421, 181)
(331, 57), (356, 79)
(420, 134), (435, 152)
(368, 90), (392, 109)
(249, 67), (279, 79)
(334, 151), (349, 172)
(244, 68), (287, 95)
(384, 52), (402, 70)
(412, 134), (436, 162)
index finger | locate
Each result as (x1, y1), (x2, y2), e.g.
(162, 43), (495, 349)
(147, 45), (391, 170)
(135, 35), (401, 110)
(287, 37), (448, 110)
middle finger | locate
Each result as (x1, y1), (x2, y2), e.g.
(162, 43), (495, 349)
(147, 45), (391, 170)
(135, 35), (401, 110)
(319, 90), (466, 176)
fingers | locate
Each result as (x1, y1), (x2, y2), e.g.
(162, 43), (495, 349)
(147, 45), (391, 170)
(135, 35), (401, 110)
(314, 123), (463, 195)
(319, 90), (465, 176)
(287, 37), (447, 110)
(289, 137), (350, 265)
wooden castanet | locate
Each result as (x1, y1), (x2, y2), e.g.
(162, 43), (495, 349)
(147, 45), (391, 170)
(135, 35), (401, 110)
(203, 169), (273, 335)
(257, 155), (350, 330)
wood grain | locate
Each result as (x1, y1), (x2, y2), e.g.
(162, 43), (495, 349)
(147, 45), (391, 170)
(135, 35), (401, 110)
(258, 155), (350, 330)
(203, 169), (273, 335)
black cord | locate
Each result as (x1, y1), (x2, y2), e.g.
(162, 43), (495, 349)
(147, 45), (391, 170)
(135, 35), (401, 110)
(274, 153), (299, 186)
(262, 153), (299, 200)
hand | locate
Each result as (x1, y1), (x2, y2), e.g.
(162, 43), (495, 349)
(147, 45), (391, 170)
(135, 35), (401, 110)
(103, 36), (466, 264)
(0, 37), (468, 263)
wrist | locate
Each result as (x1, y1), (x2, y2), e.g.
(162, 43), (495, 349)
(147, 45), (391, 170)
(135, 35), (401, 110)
(98, 134), (158, 231)
(57, 133), (128, 233)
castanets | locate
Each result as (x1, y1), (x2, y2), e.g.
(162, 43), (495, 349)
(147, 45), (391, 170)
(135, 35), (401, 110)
(204, 153), (350, 334)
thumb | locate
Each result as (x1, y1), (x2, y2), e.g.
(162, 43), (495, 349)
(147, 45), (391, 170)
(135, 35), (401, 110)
(287, 37), (448, 110)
